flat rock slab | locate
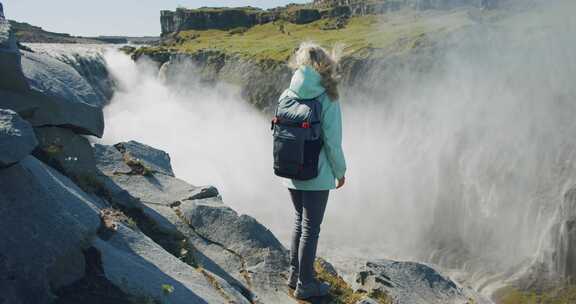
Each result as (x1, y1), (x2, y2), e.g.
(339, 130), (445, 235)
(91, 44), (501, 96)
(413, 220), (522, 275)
(93, 224), (251, 304)
(353, 259), (474, 304)
(0, 109), (37, 166)
(114, 141), (175, 177)
(0, 156), (102, 304)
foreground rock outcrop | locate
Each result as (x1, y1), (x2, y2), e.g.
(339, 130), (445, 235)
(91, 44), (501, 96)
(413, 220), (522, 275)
(0, 17), (104, 138)
(0, 155), (103, 304)
(93, 141), (294, 303)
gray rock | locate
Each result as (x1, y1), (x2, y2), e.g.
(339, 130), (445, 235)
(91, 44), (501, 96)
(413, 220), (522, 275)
(0, 109), (37, 166)
(317, 257), (339, 277)
(0, 156), (102, 304)
(353, 259), (471, 304)
(0, 48), (105, 137)
(21, 51), (103, 108)
(94, 142), (295, 303)
(33, 126), (97, 179)
(93, 143), (132, 175)
(0, 18), (29, 92)
(28, 44), (114, 104)
(93, 224), (251, 304)
(0, 88), (105, 137)
(177, 197), (292, 303)
(114, 140), (175, 176)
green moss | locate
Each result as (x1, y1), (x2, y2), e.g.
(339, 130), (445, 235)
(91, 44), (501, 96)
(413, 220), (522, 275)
(42, 144), (63, 156)
(143, 10), (475, 62)
(495, 286), (576, 304)
(161, 284), (175, 295)
(314, 259), (391, 304)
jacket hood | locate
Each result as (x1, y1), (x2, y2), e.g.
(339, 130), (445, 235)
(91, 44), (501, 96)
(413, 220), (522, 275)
(288, 65), (325, 99)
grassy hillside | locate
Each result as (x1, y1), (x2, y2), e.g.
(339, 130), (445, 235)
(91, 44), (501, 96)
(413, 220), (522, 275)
(138, 9), (478, 61)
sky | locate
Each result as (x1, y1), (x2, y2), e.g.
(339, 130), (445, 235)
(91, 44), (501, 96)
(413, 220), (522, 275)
(2, 0), (308, 37)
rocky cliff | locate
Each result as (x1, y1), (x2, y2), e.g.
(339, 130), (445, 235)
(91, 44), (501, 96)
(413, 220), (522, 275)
(0, 5), (496, 303)
(160, 0), (500, 36)
(160, 7), (280, 35)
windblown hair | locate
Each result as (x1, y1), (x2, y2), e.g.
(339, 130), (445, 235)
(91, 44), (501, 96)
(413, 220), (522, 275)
(289, 42), (343, 101)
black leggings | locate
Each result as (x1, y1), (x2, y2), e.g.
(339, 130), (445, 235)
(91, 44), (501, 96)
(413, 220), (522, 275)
(288, 189), (329, 284)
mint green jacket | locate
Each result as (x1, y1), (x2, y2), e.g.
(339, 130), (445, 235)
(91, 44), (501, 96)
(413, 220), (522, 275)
(279, 65), (347, 191)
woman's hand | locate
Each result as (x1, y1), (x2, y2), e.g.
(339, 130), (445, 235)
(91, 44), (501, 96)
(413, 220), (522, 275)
(336, 176), (346, 189)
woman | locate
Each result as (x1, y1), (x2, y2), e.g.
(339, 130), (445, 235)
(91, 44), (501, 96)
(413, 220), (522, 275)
(279, 42), (347, 299)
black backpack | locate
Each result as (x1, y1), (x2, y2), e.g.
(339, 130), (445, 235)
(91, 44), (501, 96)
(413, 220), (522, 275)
(271, 94), (323, 180)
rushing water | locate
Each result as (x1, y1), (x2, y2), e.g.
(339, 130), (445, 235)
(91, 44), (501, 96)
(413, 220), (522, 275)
(29, 0), (576, 299)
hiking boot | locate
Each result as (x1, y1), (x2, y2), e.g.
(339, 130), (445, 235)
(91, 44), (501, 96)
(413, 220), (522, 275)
(294, 280), (330, 299)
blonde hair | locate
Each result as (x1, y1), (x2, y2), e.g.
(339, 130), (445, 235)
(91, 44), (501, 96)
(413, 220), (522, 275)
(289, 42), (343, 101)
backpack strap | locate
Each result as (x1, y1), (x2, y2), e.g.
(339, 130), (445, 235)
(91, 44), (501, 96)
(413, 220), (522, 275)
(271, 117), (320, 129)
(270, 93), (324, 130)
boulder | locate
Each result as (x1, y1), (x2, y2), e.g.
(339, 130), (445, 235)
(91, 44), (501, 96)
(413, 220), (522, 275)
(93, 141), (294, 303)
(0, 42), (105, 137)
(93, 224), (251, 304)
(21, 51), (103, 108)
(0, 88), (104, 137)
(353, 259), (475, 304)
(0, 156), (102, 304)
(0, 109), (37, 166)
(27, 44), (113, 105)
(33, 126), (97, 180)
